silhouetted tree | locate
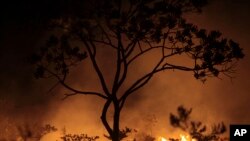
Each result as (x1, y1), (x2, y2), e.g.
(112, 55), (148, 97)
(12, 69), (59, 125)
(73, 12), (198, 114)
(169, 106), (228, 141)
(17, 123), (57, 141)
(31, 0), (244, 141)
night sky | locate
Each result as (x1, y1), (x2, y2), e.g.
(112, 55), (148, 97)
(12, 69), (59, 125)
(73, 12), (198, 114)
(1, 0), (250, 140)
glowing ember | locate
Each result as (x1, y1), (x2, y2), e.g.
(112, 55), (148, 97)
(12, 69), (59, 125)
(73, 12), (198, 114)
(180, 134), (188, 141)
(180, 134), (196, 141)
(158, 134), (196, 141)
(158, 136), (168, 141)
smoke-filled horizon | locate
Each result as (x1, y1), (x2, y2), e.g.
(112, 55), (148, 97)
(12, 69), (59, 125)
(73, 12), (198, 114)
(1, 0), (250, 140)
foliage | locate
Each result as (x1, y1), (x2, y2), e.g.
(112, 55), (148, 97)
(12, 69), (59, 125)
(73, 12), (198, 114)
(104, 127), (137, 140)
(169, 106), (228, 141)
(61, 133), (99, 141)
(60, 127), (99, 141)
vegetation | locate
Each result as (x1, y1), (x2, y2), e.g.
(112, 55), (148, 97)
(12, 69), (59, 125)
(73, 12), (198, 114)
(1, 106), (227, 141)
(61, 133), (99, 141)
(169, 106), (228, 141)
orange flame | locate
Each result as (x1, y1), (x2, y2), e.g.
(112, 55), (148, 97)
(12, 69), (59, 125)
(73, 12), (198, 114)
(180, 134), (196, 141)
(158, 136), (168, 141)
(158, 134), (196, 141)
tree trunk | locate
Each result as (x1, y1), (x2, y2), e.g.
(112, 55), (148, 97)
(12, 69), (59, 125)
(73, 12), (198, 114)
(101, 99), (121, 141)
(101, 100), (113, 139)
(112, 101), (121, 141)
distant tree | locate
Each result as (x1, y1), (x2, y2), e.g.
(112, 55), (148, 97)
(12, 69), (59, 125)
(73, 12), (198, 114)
(61, 133), (99, 141)
(31, 0), (244, 141)
(17, 124), (57, 141)
(169, 106), (228, 141)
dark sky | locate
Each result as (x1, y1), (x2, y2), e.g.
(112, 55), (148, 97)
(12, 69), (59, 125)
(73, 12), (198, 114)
(1, 0), (250, 140)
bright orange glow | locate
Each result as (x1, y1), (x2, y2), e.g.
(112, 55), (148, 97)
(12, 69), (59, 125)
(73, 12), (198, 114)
(180, 134), (188, 141)
(180, 134), (196, 141)
(158, 136), (168, 141)
(158, 134), (196, 141)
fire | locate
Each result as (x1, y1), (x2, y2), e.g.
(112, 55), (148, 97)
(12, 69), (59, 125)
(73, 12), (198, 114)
(180, 134), (196, 141)
(158, 134), (196, 141)
(158, 136), (168, 141)
(180, 134), (188, 141)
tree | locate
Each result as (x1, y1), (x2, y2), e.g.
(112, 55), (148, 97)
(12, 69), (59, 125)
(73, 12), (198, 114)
(17, 124), (57, 141)
(31, 0), (244, 141)
(169, 106), (228, 141)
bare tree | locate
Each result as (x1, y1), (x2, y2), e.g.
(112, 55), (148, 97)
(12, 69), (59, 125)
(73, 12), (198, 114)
(31, 0), (244, 141)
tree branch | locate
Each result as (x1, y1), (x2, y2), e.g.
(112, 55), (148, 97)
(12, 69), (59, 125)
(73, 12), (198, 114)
(119, 55), (165, 110)
(59, 80), (108, 99)
(79, 35), (111, 96)
(92, 39), (117, 49)
(125, 40), (137, 59)
(127, 41), (179, 65)
(95, 20), (117, 49)
(62, 92), (78, 100)
(112, 32), (122, 94)
(119, 50), (195, 110)
(43, 68), (108, 99)
(117, 39), (128, 89)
